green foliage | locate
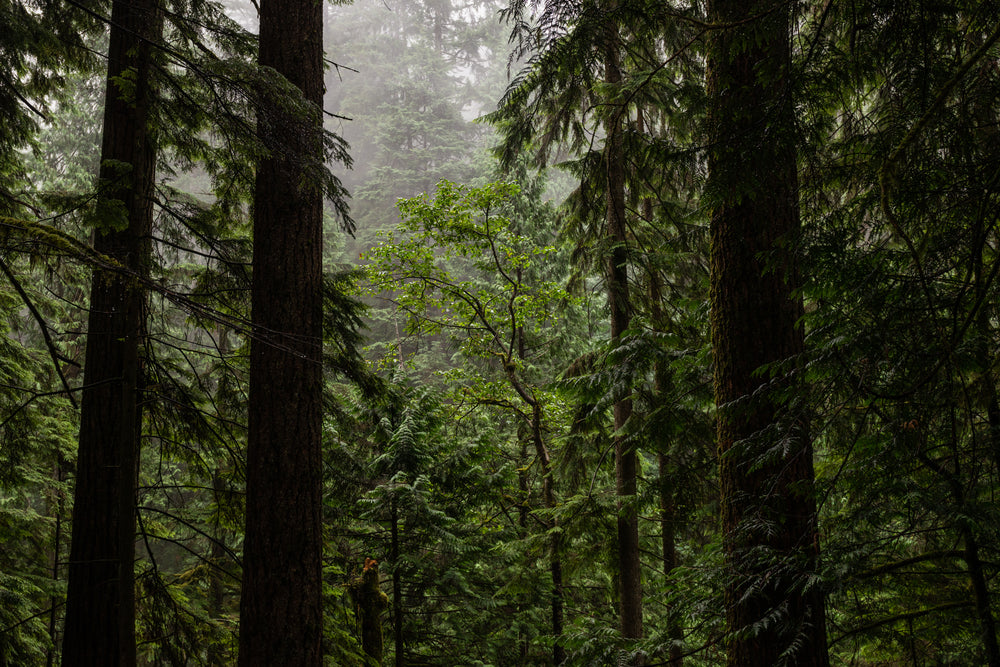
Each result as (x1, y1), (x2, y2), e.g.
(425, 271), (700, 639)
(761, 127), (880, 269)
(5, 0), (1000, 662)
(0, 572), (50, 665)
(366, 180), (570, 370)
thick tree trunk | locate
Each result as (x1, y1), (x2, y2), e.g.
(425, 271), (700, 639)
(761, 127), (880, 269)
(237, 0), (325, 663)
(705, 1), (829, 665)
(603, 13), (643, 659)
(63, 1), (159, 663)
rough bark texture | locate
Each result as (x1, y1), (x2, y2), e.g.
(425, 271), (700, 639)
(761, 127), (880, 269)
(237, 0), (325, 663)
(705, 0), (829, 665)
(604, 20), (643, 656)
(350, 559), (389, 664)
(62, 1), (158, 663)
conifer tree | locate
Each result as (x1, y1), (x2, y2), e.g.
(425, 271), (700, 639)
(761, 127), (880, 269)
(238, 0), (330, 662)
(63, 1), (161, 663)
(705, 0), (828, 664)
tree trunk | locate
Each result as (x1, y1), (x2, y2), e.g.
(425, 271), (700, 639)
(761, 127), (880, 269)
(648, 248), (683, 667)
(532, 403), (565, 666)
(207, 469), (227, 667)
(705, 0), (829, 665)
(63, 1), (159, 663)
(237, 0), (325, 663)
(391, 501), (405, 667)
(350, 559), (388, 665)
(964, 527), (1000, 666)
(603, 19), (643, 659)
(46, 457), (65, 667)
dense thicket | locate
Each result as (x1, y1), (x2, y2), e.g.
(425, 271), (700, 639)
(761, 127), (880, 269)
(1, 0), (1000, 665)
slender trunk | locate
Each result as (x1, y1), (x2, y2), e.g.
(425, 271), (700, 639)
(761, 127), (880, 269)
(658, 454), (683, 666)
(46, 457), (64, 667)
(391, 502), (404, 667)
(603, 10), (642, 657)
(971, 207), (1000, 483)
(647, 213), (683, 667)
(63, 1), (159, 663)
(350, 559), (387, 665)
(532, 403), (565, 665)
(511, 315), (564, 664)
(238, 0), (325, 663)
(939, 412), (1000, 665)
(516, 426), (529, 663)
(706, 0), (828, 664)
(964, 527), (1000, 665)
(207, 469), (226, 667)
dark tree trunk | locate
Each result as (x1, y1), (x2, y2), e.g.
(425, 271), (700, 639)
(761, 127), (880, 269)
(531, 403), (565, 666)
(46, 458), (65, 667)
(391, 502), (405, 667)
(649, 270), (683, 667)
(207, 469), (227, 667)
(658, 453), (683, 666)
(350, 559), (388, 665)
(705, 0), (829, 665)
(603, 17), (643, 658)
(237, 0), (325, 663)
(511, 319), (564, 664)
(964, 528), (1000, 666)
(62, 1), (159, 663)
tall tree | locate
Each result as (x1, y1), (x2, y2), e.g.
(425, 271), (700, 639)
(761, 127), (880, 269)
(62, 1), (161, 664)
(704, 0), (828, 664)
(238, 0), (328, 662)
(600, 6), (643, 656)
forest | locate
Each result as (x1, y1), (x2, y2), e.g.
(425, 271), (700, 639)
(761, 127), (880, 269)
(1, 0), (999, 665)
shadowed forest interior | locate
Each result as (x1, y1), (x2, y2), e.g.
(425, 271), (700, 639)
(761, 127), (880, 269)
(2, 0), (1000, 665)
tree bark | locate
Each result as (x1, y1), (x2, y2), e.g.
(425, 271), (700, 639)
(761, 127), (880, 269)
(63, 1), (159, 663)
(350, 558), (388, 665)
(648, 251), (683, 667)
(237, 0), (325, 663)
(391, 501), (405, 667)
(705, 0), (829, 665)
(963, 527), (1000, 666)
(531, 402), (565, 666)
(603, 10), (643, 659)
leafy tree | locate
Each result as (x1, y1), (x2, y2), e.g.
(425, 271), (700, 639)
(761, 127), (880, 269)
(363, 179), (601, 663)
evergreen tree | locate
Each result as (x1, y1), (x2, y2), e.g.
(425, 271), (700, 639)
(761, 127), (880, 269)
(705, 0), (828, 663)
(63, 2), (162, 663)
(239, 0), (341, 662)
